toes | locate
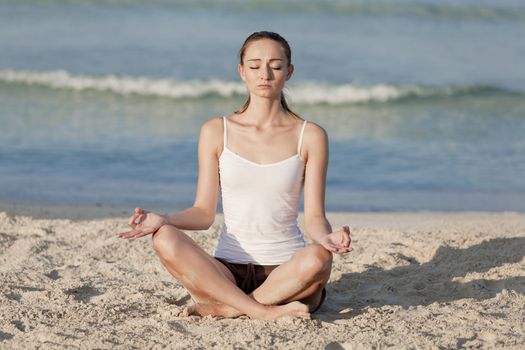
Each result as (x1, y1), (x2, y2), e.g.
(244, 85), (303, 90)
(181, 305), (194, 317)
(299, 312), (311, 319)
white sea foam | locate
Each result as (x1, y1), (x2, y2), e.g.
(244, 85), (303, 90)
(285, 81), (420, 104)
(0, 69), (246, 99)
(0, 69), (505, 105)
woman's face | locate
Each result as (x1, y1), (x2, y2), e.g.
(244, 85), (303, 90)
(238, 39), (294, 100)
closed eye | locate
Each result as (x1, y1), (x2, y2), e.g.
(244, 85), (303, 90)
(249, 66), (281, 70)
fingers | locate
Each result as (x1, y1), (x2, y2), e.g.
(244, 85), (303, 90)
(118, 225), (157, 239)
(324, 226), (353, 254)
(336, 225), (350, 245)
(118, 229), (142, 239)
(128, 208), (148, 228)
(322, 241), (351, 254)
(342, 226), (352, 247)
(121, 208), (155, 239)
(128, 208), (142, 227)
(333, 246), (352, 254)
(133, 227), (156, 238)
(134, 213), (147, 225)
(128, 214), (138, 227)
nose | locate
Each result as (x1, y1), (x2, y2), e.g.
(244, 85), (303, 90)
(259, 65), (273, 80)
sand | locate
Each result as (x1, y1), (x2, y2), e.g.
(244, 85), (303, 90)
(1, 210), (524, 349)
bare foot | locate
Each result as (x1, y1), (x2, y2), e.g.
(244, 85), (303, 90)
(181, 303), (243, 318)
(181, 301), (310, 320)
(255, 301), (311, 320)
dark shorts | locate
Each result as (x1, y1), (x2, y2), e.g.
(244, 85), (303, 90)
(215, 257), (326, 313)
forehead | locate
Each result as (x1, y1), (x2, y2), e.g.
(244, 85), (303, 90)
(243, 39), (287, 60)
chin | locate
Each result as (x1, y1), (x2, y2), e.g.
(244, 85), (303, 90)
(253, 91), (280, 99)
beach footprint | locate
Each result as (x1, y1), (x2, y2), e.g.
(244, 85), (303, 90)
(45, 269), (61, 280)
(0, 331), (14, 341)
(64, 285), (104, 303)
(11, 320), (25, 332)
(325, 341), (352, 350)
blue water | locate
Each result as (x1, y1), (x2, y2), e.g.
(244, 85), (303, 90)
(1, 0), (525, 212)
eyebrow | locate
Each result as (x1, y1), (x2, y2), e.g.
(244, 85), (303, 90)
(246, 58), (283, 62)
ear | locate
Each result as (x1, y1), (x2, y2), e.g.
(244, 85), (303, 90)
(285, 63), (294, 81)
(238, 63), (246, 82)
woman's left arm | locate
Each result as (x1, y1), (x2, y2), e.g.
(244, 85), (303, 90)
(303, 123), (352, 254)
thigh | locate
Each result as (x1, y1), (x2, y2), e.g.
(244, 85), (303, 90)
(251, 244), (332, 307)
(153, 225), (237, 301)
(182, 232), (237, 283)
(214, 258), (245, 290)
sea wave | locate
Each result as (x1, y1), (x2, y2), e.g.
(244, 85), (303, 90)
(0, 69), (517, 105)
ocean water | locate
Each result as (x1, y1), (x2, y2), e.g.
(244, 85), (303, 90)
(1, 0), (524, 212)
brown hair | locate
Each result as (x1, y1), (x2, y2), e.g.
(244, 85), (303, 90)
(235, 31), (300, 118)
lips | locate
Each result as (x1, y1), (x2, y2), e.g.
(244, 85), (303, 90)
(257, 84), (272, 88)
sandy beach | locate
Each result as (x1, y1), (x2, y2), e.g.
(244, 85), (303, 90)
(2, 0), (525, 348)
(0, 209), (523, 349)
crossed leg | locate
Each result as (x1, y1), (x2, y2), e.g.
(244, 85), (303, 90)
(185, 243), (332, 318)
(152, 224), (324, 320)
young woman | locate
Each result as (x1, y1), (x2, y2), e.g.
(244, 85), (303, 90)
(119, 31), (352, 320)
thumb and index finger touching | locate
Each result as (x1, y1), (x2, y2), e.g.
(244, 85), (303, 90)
(339, 225), (352, 250)
(121, 207), (150, 238)
(128, 207), (148, 226)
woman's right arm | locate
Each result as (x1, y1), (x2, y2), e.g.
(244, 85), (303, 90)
(119, 118), (222, 238)
(164, 117), (222, 230)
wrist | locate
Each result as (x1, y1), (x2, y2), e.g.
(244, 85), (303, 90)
(310, 233), (328, 245)
(160, 214), (171, 226)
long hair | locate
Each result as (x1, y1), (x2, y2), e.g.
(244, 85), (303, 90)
(235, 31), (300, 118)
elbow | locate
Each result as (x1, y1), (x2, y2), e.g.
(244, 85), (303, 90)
(191, 216), (214, 231)
(191, 205), (216, 230)
(203, 213), (216, 230)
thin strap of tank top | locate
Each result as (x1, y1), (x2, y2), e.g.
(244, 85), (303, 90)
(223, 116), (228, 148)
(297, 120), (308, 154)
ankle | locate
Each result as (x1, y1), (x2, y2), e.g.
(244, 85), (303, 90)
(247, 304), (273, 320)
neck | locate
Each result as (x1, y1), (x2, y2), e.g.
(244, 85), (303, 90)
(242, 94), (288, 127)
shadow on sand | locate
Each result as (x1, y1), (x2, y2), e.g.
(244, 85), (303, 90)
(320, 237), (525, 320)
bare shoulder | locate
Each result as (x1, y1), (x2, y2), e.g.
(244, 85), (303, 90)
(201, 116), (223, 134)
(304, 121), (328, 146)
(200, 116), (225, 142)
(301, 121), (328, 162)
(199, 117), (225, 156)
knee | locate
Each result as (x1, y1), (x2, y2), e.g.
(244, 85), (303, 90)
(151, 225), (184, 259)
(297, 244), (332, 282)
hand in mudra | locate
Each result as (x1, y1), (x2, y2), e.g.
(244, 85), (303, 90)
(319, 226), (352, 254)
(118, 207), (168, 239)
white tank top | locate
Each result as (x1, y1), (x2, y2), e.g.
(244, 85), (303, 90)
(214, 116), (307, 265)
